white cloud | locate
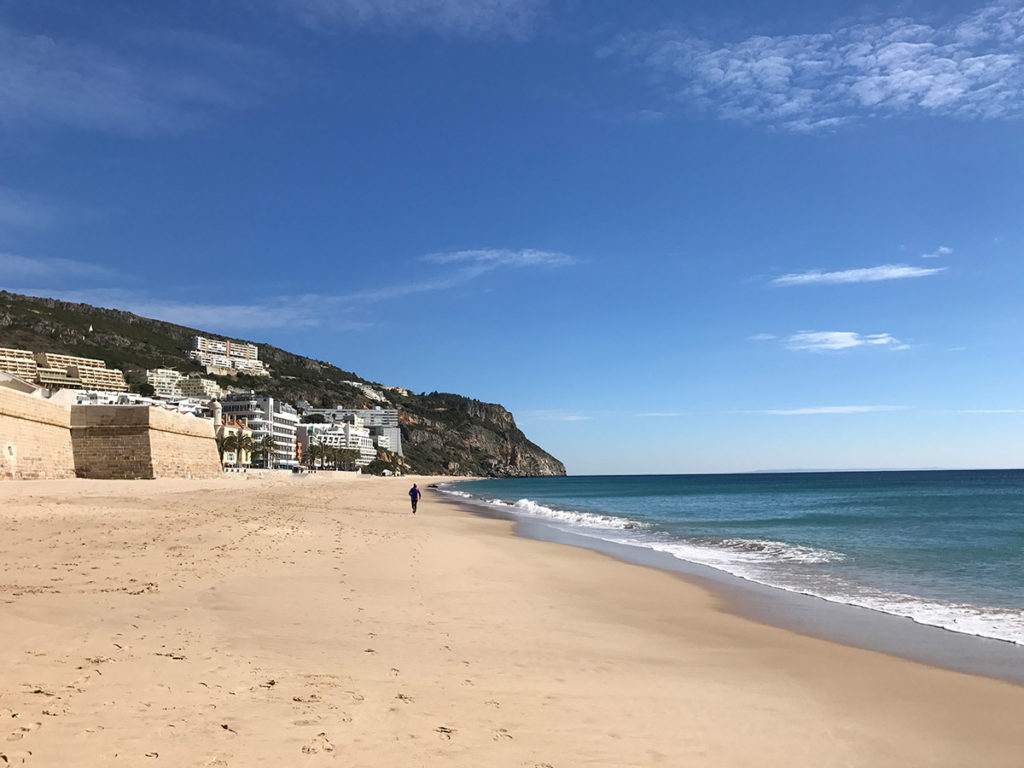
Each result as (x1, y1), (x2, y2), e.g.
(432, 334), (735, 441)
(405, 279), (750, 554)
(773, 264), (945, 285)
(7, 244), (573, 330)
(749, 333), (776, 341)
(520, 409), (592, 422)
(422, 248), (574, 267)
(8, 288), (335, 331)
(786, 331), (908, 352)
(608, 2), (1024, 130)
(922, 245), (953, 258)
(0, 23), (275, 135)
(276, 0), (546, 37)
(0, 253), (115, 280)
(757, 405), (911, 415)
(637, 412), (682, 418)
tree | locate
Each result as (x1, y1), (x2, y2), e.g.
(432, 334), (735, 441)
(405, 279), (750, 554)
(215, 433), (229, 464)
(305, 441), (325, 469)
(226, 432), (254, 467)
(256, 435), (278, 468)
(337, 448), (361, 471)
(304, 413), (326, 424)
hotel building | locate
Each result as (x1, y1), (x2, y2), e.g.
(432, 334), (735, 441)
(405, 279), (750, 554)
(297, 419), (376, 467)
(302, 406), (403, 456)
(221, 393), (298, 468)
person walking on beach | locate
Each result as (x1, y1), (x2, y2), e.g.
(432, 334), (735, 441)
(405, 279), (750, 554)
(409, 483), (422, 514)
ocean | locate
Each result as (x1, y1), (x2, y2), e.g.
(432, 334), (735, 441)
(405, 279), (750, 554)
(439, 470), (1024, 646)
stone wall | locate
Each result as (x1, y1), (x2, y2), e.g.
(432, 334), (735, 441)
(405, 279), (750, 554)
(147, 408), (222, 479)
(70, 406), (221, 480)
(0, 387), (76, 480)
(70, 406), (157, 479)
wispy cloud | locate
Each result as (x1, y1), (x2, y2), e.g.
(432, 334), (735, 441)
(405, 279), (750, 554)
(786, 331), (908, 352)
(9, 244), (574, 331)
(749, 333), (776, 341)
(275, 0), (546, 38)
(7, 288), (333, 331)
(0, 253), (116, 281)
(756, 405), (911, 415)
(637, 411), (683, 418)
(0, 23), (276, 135)
(607, 2), (1024, 131)
(422, 248), (574, 267)
(519, 409), (592, 422)
(922, 245), (953, 259)
(773, 264), (946, 286)
(956, 409), (1024, 414)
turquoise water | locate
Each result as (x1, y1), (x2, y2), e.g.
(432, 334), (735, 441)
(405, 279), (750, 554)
(440, 471), (1024, 644)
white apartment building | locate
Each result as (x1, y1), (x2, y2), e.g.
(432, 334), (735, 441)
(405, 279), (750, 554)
(146, 368), (184, 398)
(0, 347), (39, 379)
(187, 336), (269, 377)
(145, 369), (225, 400)
(180, 377), (225, 399)
(297, 420), (376, 467)
(221, 394), (298, 468)
(302, 406), (403, 456)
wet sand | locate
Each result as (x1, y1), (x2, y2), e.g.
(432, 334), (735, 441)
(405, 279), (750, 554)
(1, 474), (1023, 766)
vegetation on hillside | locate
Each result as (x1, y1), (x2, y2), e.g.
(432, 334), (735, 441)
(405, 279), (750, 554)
(0, 291), (566, 477)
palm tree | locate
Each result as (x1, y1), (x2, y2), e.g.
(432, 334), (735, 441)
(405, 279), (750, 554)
(257, 435), (278, 468)
(226, 432), (255, 468)
(306, 441), (324, 469)
(215, 433), (229, 465)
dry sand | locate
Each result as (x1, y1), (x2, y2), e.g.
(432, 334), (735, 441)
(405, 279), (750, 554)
(1, 473), (1023, 767)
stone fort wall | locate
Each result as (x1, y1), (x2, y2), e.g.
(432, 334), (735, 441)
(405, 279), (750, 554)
(0, 387), (220, 480)
(71, 406), (221, 480)
(0, 387), (76, 480)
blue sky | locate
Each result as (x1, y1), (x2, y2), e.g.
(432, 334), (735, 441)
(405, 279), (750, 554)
(1, 0), (1023, 473)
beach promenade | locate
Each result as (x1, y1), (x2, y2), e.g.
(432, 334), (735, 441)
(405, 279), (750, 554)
(1, 474), (1022, 766)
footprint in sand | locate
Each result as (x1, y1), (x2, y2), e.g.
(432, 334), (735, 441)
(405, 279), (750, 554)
(0, 749), (34, 764)
(492, 728), (512, 741)
(301, 732), (334, 754)
(6, 723), (40, 742)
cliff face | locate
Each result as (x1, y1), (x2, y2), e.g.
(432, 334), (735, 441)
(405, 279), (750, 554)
(399, 396), (566, 477)
(0, 291), (566, 477)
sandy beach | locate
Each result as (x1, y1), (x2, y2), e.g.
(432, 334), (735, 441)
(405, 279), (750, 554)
(2, 474), (1023, 767)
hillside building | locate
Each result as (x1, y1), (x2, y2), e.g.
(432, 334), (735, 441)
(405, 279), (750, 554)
(0, 348), (39, 380)
(145, 368), (225, 400)
(146, 368), (184, 398)
(0, 347), (128, 393)
(180, 376), (225, 400)
(187, 336), (269, 377)
(302, 406), (402, 456)
(297, 420), (376, 467)
(34, 353), (129, 392)
(221, 394), (298, 468)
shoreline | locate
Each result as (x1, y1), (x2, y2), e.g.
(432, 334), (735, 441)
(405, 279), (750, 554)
(433, 483), (1024, 686)
(3, 475), (1024, 766)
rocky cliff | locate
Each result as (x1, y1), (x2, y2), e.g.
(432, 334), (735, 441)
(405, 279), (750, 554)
(0, 291), (566, 477)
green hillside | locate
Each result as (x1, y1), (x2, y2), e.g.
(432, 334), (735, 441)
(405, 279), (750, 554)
(0, 291), (566, 477)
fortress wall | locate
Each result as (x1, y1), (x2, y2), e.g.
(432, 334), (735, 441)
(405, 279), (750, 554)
(147, 409), (221, 479)
(70, 406), (154, 479)
(0, 387), (76, 480)
(70, 407), (220, 479)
